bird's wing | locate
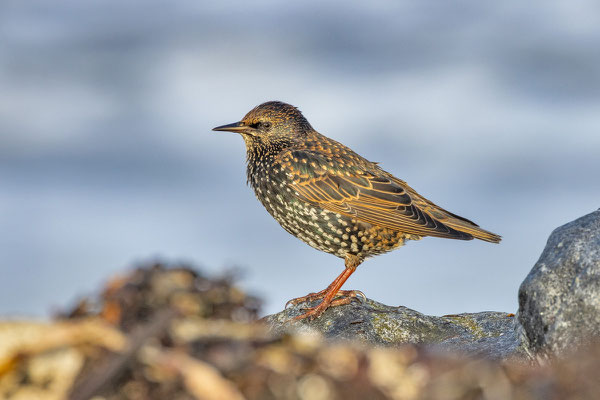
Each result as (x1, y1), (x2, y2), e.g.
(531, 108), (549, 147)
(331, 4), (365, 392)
(276, 149), (478, 240)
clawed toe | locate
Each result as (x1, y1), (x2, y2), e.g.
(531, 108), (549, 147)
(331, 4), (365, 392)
(293, 303), (328, 321)
(285, 290), (328, 309)
(290, 289), (365, 321)
(336, 289), (367, 302)
(285, 288), (366, 310)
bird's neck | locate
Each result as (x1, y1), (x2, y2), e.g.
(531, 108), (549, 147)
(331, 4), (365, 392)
(245, 139), (292, 188)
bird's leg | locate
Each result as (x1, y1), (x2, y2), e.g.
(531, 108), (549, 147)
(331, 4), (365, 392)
(285, 270), (356, 308)
(292, 254), (363, 321)
(285, 254), (365, 308)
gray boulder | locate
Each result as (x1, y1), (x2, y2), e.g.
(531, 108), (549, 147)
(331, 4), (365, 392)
(265, 299), (530, 360)
(518, 209), (600, 356)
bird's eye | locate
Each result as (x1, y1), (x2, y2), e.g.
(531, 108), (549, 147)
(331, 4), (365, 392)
(247, 121), (272, 130)
(249, 121), (271, 130)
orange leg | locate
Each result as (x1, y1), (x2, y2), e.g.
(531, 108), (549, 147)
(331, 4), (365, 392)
(291, 254), (364, 321)
(285, 269), (365, 308)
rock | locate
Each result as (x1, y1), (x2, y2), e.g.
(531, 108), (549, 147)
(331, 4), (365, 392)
(518, 209), (600, 356)
(265, 299), (530, 360)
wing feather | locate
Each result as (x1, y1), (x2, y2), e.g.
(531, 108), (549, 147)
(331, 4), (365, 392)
(279, 149), (494, 241)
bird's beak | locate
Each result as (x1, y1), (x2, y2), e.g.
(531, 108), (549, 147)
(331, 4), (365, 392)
(212, 121), (248, 133)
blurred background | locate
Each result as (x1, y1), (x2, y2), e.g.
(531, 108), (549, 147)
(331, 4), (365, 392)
(1, 0), (599, 317)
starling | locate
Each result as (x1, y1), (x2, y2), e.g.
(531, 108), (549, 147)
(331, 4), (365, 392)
(213, 101), (501, 320)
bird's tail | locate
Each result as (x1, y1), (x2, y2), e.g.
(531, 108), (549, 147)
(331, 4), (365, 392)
(437, 209), (502, 243)
(395, 180), (502, 243)
(447, 220), (502, 243)
(406, 190), (501, 243)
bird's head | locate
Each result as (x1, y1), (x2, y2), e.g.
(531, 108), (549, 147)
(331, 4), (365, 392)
(213, 101), (313, 150)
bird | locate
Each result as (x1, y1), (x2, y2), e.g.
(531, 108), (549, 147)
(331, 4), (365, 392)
(213, 101), (501, 321)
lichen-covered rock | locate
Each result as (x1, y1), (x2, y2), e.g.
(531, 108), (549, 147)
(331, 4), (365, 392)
(518, 209), (600, 356)
(265, 299), (530, 360)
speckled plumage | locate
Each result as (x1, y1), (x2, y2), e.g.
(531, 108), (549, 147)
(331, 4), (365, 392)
(214, 101), (501, 320)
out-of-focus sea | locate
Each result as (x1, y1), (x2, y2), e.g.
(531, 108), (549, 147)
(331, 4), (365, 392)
(1, 0), (599, 316)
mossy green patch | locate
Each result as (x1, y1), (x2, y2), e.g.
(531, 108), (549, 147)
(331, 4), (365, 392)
(371, 311), (457, 344)
(445, 315), (488, 339)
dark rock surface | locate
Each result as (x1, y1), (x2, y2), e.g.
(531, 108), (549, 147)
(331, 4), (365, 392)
(265, 299), (531, 360)
(518, 209), (600, 356)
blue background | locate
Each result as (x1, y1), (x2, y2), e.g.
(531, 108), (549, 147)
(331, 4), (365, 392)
(1, 1), (599, 316)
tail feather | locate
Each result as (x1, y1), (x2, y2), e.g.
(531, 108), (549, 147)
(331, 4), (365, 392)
(441, 217), (502, 243)
(391, 179), (502, 244)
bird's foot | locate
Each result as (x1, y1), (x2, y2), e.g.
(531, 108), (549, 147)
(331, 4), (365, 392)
(285, 289), (327, 308)
(293, 296), (358, 321)
(336, 289), (367, 303)
(287, 290), (366, 321)
(285, 289), (366, 309)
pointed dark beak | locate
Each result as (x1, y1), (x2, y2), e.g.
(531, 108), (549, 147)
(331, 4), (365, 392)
(212, 121), (247, 133)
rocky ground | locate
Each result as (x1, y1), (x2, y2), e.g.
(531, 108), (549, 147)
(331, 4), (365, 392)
(1, 210), (599, 400)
